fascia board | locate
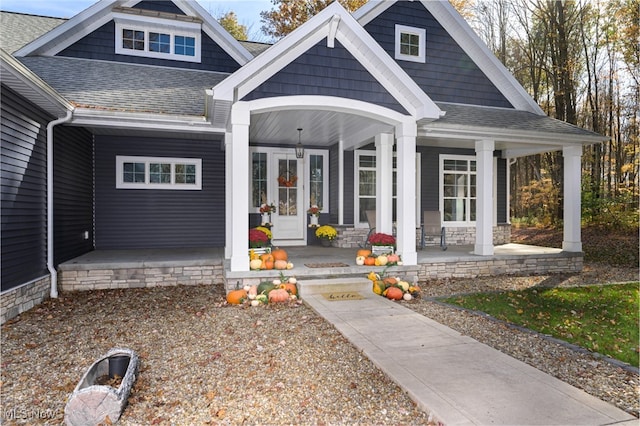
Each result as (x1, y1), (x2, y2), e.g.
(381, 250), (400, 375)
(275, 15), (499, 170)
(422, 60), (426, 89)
(352, 0), (396, 25)
(0, 49), (74, 114)
(421, 123), (608, 145)
(14, 0), (117, 57)
(423, 0), (544, 115)
(176, 0), (253, 64)
(71, 108), (225, 133)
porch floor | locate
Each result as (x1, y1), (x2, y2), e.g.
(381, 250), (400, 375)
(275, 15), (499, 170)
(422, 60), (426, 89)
(57, 243), (580, 293)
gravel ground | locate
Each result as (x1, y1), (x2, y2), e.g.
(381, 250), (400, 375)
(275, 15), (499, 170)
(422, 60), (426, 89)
(1, 262), (638, 425)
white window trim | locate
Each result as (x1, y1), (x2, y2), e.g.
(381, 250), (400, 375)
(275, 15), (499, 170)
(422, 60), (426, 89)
(116, 156), (202, 190)
(304, 148), (329, 215)
(395, 24), (426, 63)
(114, 14), (201, 63)
(439, 154), (476, 226)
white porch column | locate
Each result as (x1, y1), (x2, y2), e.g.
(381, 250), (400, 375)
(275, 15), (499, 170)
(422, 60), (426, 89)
(338, 139), (344, 225)
(563, 145), (583, 252)
(474, 139), (495, 255)
(395, 120), (417, 265)
(229, 102), (251, 271)
(376, 133), (394, 234)
(224, 131), (232, 259)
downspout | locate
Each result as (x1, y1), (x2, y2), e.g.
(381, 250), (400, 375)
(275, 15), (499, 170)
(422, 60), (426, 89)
(47, 109), (73, 298)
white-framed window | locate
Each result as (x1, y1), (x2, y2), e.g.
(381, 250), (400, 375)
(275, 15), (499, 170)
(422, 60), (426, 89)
(395, 24), (426, 63)
(114, 14), (201, 63)
(116, 156), (202, 190)
(440, 155), (476, 225)
(354, 151), (398, 225)
(306, 149), (329, 213)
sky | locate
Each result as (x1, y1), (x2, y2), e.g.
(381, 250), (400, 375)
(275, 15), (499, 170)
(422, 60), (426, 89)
(0, 0), (274, 40)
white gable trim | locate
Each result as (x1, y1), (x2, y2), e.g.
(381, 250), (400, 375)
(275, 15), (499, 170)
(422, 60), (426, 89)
(354, 0), (544, 115)
(213, 2), (441, 121)
(13, 0), (252, 65)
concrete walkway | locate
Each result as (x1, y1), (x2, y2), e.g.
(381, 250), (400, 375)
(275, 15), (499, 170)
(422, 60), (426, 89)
(301, 287), (636, 426)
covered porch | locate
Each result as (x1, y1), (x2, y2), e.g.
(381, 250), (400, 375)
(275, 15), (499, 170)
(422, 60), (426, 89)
(57, 244), (582, 293)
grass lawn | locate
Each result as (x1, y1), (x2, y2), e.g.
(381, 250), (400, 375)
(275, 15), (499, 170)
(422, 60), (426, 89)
(441, 283), (639, 367)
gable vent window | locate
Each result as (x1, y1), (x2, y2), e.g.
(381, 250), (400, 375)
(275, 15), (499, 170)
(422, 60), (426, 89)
(395, 25), (426, 63)
(115, 14), (201, 63)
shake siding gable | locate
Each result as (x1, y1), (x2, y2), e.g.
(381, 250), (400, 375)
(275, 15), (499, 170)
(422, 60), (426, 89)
(53, 126), (94, 265)
(1, 85), (49, 291)
(133, 1), (186, 15)
(242, 40), (408, 114)
(365, 1), (512, 108)
(58, 22), (242, 73)
(94, 136), (225, 249)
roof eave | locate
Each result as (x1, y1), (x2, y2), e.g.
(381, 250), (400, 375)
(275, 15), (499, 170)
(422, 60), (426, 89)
(1, 49), (73, 116)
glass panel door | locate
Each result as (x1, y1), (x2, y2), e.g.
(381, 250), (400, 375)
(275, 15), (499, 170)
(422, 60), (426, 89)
(272, 154), (304, 241)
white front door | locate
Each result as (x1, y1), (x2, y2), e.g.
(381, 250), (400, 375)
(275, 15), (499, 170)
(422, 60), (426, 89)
(271, 153), (304, 243)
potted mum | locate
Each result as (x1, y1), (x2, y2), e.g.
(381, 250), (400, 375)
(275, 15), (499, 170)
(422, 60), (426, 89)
(315, 225), (337, 247)
(249, 227), (270, 249)
(368, 232), (395, 255)
(307, 205), (321, 226)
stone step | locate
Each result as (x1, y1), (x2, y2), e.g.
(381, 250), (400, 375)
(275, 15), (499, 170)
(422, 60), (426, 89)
(298, 277), (371, 298)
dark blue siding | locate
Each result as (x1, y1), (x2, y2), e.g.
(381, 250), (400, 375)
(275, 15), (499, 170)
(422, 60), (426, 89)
(1, 85), (49, 291)
(133, 1), (185, 14)
(53, 126), (94, 265)
(243, 40), (407, 114)
(94, 135), (225, 249)
(365, 1), (512, 108)
(342, 150), (355, 224)
(58, 22), (242, 73)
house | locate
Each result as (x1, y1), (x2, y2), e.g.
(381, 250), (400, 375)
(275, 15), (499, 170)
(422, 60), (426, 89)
(0, 0), (604, 323)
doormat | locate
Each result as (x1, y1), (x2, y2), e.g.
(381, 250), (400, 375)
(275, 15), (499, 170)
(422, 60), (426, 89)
(321, 292), (365, 301)
(304, 262), (350, 268)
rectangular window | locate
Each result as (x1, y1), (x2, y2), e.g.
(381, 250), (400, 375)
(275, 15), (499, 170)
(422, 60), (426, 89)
(122, 29), (145, 51)
(395, 25), (426, 63)
(441, 156), (476, 224)
(116, 156), (202, 190)
(309, 154), (324, 210)
(149, 32), (171, 53)
(251, 152), (268, 208)
(175, 35), (196, 56)
(115, 17), (201, 63)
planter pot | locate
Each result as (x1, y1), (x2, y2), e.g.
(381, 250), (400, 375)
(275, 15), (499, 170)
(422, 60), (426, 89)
(320, 238), (332, 247)
(371, 245), (394, 255)
(309, 215), (319, 226)
(261, 213), (271, 224)
(109, 355), (130, 379)
(250, 247), (271, 256)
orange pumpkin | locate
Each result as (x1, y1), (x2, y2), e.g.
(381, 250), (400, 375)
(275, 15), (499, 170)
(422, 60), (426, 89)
(364, 256), (376, 266)
(383, 277), (398, 286)
(268, 288), (289, 303)
(385, 287), (403, 300)
(226, 289), (247, 304)
(274, 259), (288, 270)
(282, 282), (297, 296)
(357, 249), (372, 258)
(260, 253), (274, 262)
(263, 259), (274, 270)
(272, 248), (288, 261)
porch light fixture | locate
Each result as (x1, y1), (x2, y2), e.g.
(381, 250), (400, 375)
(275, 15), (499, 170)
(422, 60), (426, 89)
(295, 128), (304, 159)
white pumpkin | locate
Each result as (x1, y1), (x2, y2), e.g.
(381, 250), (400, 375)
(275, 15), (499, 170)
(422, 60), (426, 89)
(249, 259), (263, 270)
(286, 262), (294, 270)
(289, 277), (297, 284)
(356, 256), (366, 266)
(377, 255), (388, 266)
(403, 293), (413, 301)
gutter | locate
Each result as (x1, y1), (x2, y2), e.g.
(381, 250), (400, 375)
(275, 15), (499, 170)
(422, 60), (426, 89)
(47, 109), (73, 298)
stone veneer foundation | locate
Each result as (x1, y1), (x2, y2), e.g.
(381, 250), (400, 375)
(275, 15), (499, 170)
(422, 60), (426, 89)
(58, 264), (225, 292)
(1, 275), (50, 324)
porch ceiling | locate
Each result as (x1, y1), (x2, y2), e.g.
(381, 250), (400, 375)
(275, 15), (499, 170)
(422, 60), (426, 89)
(249, 109), (394, 150)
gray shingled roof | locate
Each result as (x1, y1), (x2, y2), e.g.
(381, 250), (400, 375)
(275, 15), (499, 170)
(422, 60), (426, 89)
(0, 11), (66, 54)
(19, 56), (228, 116)
(238, 40), (271, 56)
(432, 102), (602, 138)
